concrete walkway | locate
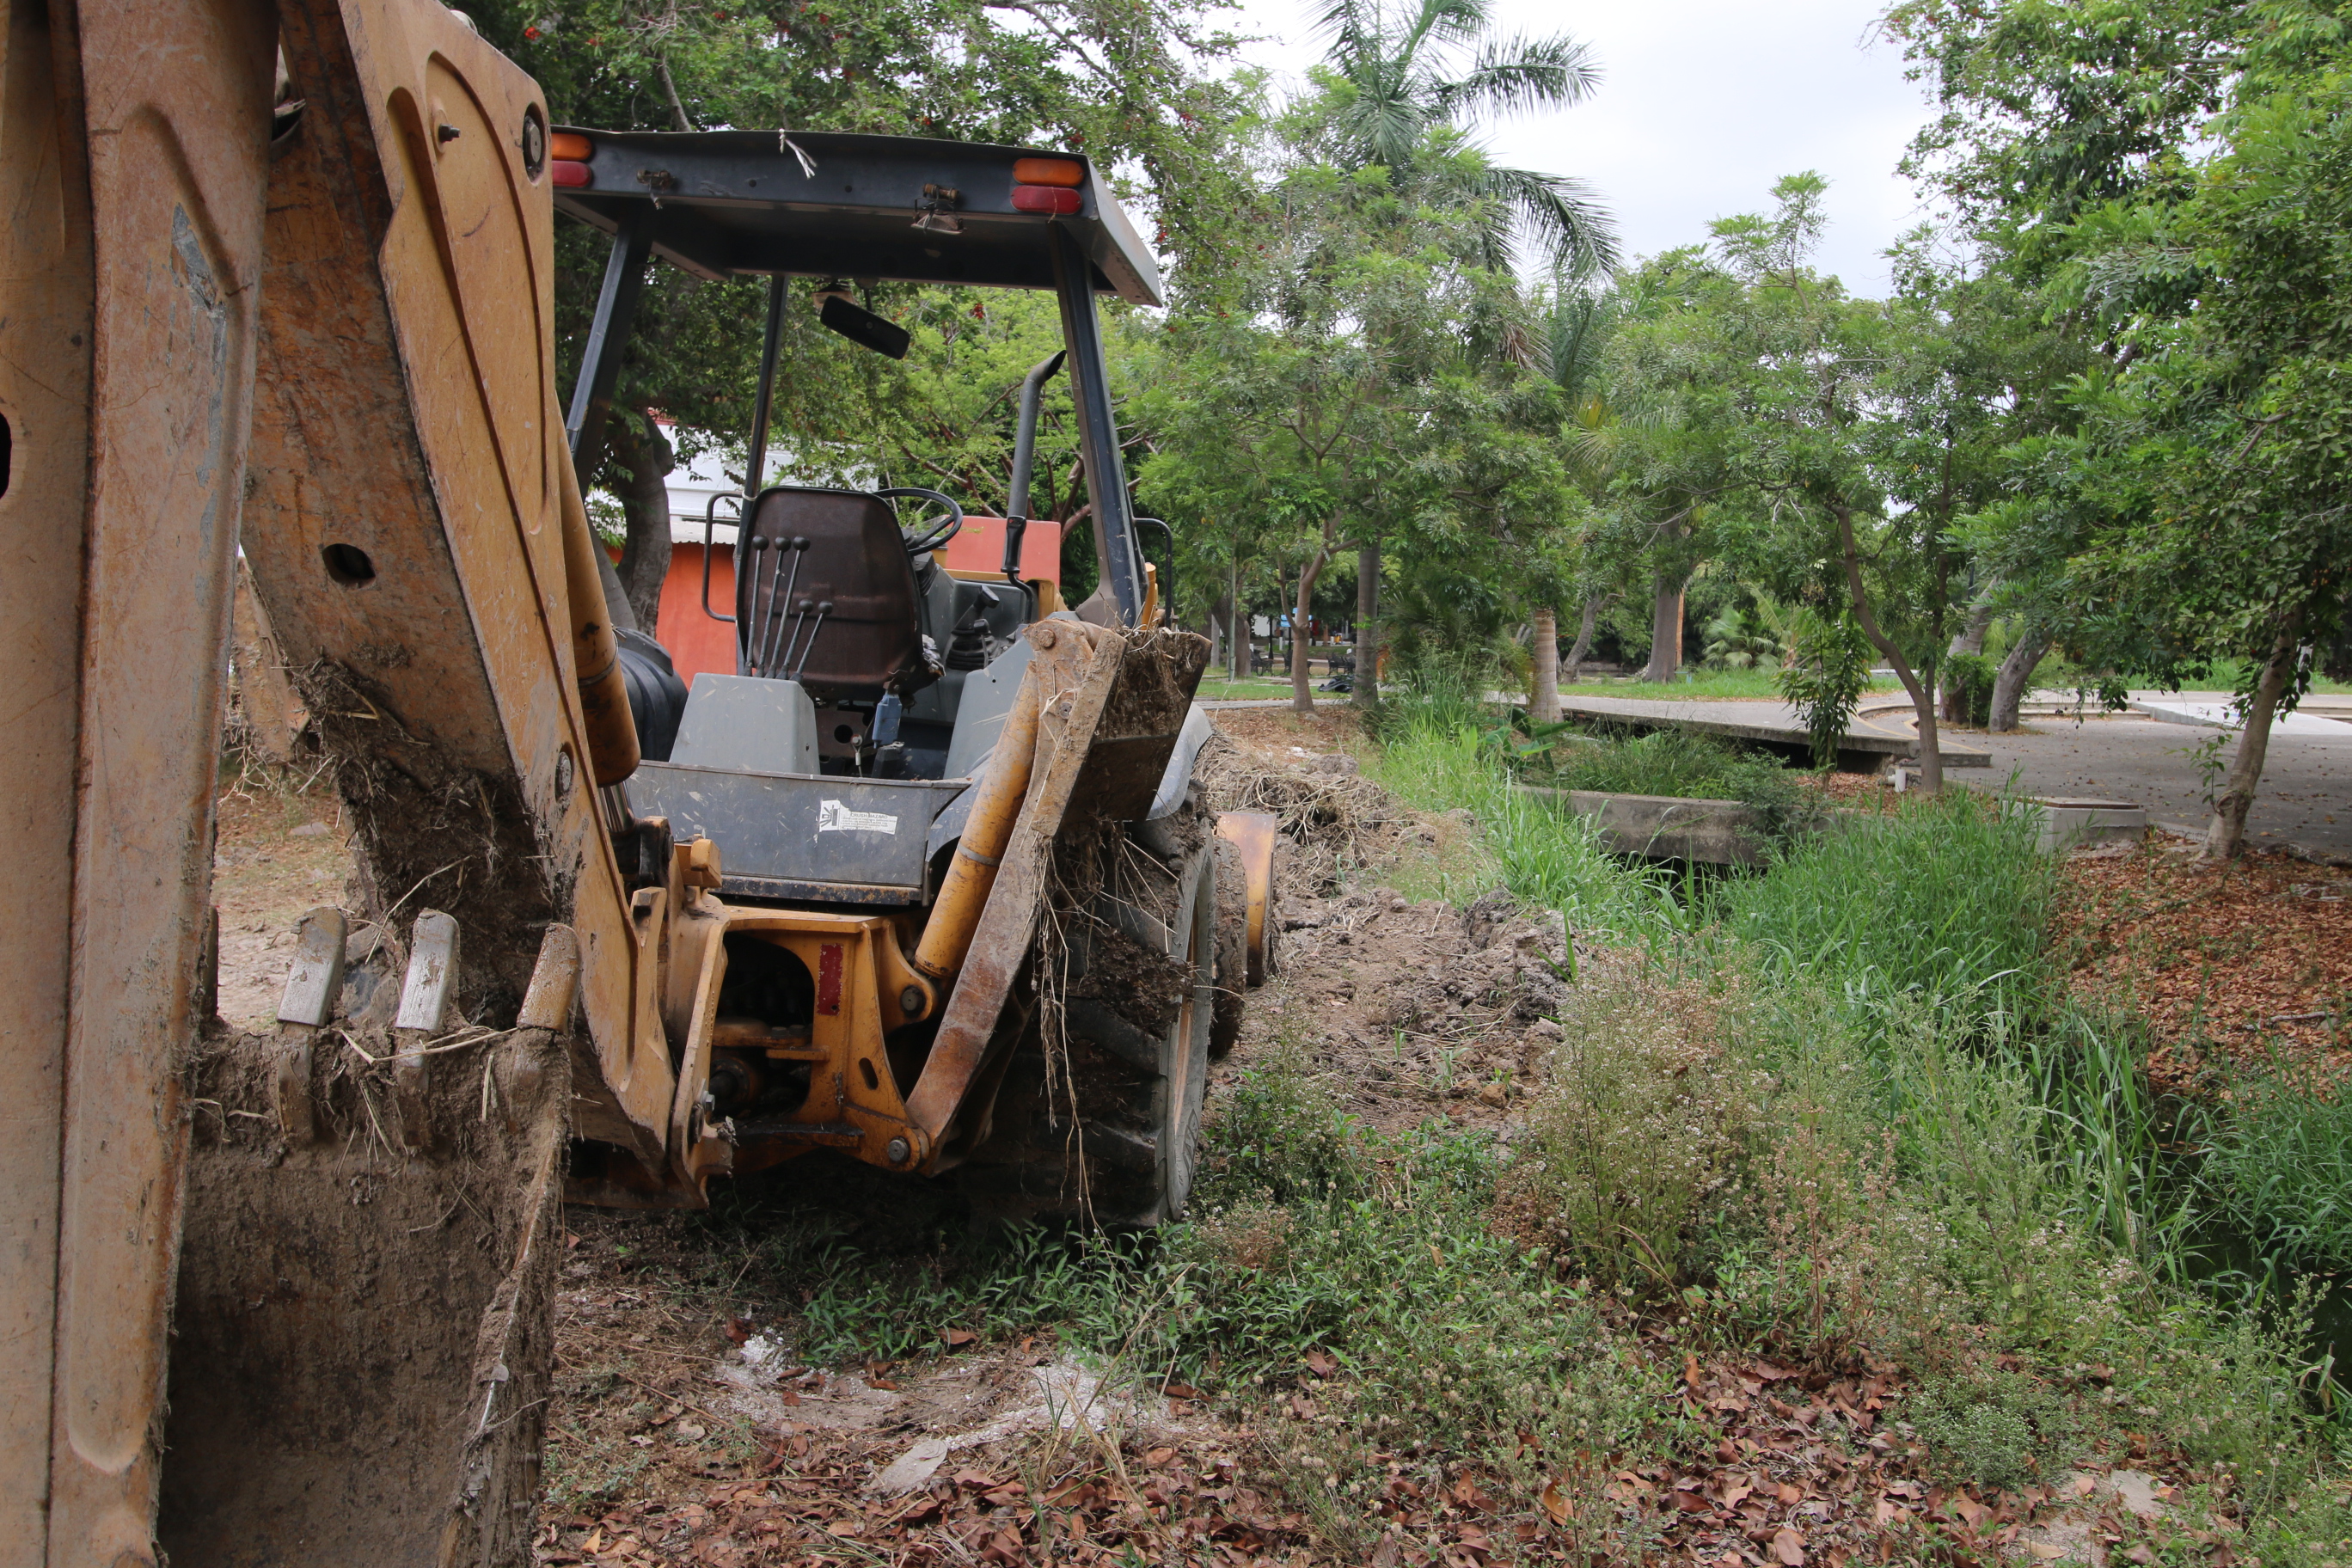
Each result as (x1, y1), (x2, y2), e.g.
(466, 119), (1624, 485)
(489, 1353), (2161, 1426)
(1554, 693), (1991, 769)
(1954, 707), (2352, 861)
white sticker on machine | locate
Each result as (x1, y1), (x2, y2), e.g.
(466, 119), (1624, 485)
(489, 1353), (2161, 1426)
(818, 799), (899, 835)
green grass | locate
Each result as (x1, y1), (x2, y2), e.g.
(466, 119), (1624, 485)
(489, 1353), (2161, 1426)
(1371, 708), (1687, 941)
(1539, 726), (1822, 840)
(2206, 1063), (2352, 1271)
(1700, 789), (2057, 1047)
(1196, 675), (1307, 700)
(2025, 652), (2352, 701)
(1559, 668), (1906, 701)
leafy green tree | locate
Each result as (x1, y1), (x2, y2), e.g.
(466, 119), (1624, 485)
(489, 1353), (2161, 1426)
(2062, 24), (2352, 854)
(1578, 244), (1754, 683)
(1881, 0), (2246, 268)
(1594, 175), (2012, 787)
(1890, 0), (2352, 852)
(1287, 0), (1615, 703)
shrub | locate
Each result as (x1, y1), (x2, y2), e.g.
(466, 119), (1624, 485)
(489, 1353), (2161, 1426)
(1776, 609), (1875, 766)
(1905, 1367), (2076, 1491)
(1504, 955), (1750, 1291)
(1944, 652), (1996, 728)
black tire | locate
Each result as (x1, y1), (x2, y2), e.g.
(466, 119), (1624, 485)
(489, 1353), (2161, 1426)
(960, 825), (1216, 1226)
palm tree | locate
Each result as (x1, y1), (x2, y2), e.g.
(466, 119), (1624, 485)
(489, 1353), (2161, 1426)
(1302, 0), (1618, 707)
(1308, 0), (1617, 279)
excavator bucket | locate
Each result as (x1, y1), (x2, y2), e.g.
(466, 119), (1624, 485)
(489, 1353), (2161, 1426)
(163, 916), (578, 1567)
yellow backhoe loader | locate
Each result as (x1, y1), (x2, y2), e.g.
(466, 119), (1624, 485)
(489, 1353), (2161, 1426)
(0, 0), (1276, 1561)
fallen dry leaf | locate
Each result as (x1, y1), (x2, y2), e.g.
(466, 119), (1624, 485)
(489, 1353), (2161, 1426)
(1773, 1525), (1807, 1565)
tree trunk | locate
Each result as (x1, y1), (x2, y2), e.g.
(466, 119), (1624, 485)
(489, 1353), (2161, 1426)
(2204, 624), (2301, 861)
(1642, 572), (1687, 682)
(1292, 548), (1329, 713)
(1564, 593), (1601, 683)
(607, 410), (677, 637)
(1228, 558), (1244, 683)
(1988, 628), (2049, 732)
(1353, 541), (1380, 707)
(1833, 501), (1941, 792)
(1530, 605), (1560, 723)
(1938, 593), (1997, 724)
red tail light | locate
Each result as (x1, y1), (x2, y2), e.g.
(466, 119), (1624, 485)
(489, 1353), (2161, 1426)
(552, 160), (593, 188)
(1011, 184), (1081, 214)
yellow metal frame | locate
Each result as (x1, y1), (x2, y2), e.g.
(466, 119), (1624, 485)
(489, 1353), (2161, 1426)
(699, 908), (940, 1178)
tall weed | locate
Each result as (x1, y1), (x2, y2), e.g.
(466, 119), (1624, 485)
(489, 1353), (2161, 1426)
(2207, 1059), (2352, 1270)
(1703, 791), (2056, 1047)
(1504, 956), (1752, 1292)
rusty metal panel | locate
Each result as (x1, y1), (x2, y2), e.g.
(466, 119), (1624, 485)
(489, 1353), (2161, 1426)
(0, 0), (96, 1547)
(904, 623), (1126, 1154)
(236, 0), (671, 1156)
(0, 0), (277, 1560)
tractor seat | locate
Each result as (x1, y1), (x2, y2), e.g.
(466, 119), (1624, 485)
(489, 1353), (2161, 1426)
(734, 486), (922, 701)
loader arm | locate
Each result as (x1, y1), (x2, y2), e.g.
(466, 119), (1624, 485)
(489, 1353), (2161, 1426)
(238, 0), (670, 1160)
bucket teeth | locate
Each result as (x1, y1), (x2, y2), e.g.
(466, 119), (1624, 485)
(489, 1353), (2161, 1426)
(277, 905), (349, 1028)
(393, 910), (462, 1150)
(273, 907), (348, 1143)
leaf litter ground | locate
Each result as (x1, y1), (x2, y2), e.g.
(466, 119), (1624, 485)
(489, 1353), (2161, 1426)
(513, 712), (2211, 1567)
(2052, 840), (2352, 1093)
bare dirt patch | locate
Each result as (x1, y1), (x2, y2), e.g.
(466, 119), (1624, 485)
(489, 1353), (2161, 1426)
(1798, 769), (1896, 811)
(535, 1202), (1307, 1567)
(211, 780), (358, 1026)
(2052, 842), (2352, 1092)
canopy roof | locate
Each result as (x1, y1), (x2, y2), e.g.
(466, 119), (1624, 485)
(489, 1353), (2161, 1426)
(550, 130), (1163, 308)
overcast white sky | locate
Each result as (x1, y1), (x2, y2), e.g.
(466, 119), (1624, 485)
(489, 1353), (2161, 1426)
(1218, 0), (1937, 297)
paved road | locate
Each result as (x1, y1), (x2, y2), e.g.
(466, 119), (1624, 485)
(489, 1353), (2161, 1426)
(1954, 710), (2352, 860)
(1204, 688), (2351, 860)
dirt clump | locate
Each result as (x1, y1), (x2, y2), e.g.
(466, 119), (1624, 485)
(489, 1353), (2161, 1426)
(1244, 880), (1573, 1132)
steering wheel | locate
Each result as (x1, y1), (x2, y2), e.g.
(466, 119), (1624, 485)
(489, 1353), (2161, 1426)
(877, 486), (964, 556)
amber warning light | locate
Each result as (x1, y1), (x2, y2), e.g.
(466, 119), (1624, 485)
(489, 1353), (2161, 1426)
(550, 131), (594, 187)
(1009, 156), (1085, 214)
